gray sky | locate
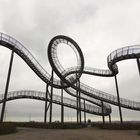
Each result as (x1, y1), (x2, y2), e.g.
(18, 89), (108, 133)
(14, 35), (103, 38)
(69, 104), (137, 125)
(0, 0), (140, 122)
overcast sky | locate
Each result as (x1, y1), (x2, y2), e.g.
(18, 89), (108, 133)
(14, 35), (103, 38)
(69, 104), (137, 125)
(0, 0), (140, 122)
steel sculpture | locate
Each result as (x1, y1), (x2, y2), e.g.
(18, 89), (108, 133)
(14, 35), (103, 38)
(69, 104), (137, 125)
(0, 33), (140, 124)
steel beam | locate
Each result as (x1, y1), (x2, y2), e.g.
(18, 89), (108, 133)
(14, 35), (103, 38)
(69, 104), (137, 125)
(76, 90), (79, 123)
(49, 70), (54, 123)
(76, 73), (79, 124)
(101, 101), (105, 124)
(61, 89), (64, 123)
(76, 74), (81, 124)
(136, 58), (140, 76)
(0, 50), (14, 122)
(115, 75), (123, 124)
(109, 114), (111, 124)
(79, 80), (81, 124)
(46, 103), (51, 111)
(44, 84), (49, 123)
(84, 100), (86, 123)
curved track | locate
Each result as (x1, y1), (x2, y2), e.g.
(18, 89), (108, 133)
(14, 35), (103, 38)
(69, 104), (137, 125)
(0, 90), (107, 116)
(0, 33), (140, 117)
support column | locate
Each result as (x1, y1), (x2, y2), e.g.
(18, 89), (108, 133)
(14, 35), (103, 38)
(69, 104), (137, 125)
(101, 101), (105, 124)
(44, 84), (49, 123)
(76, 73), (79, 124)
(0, 50), (14, 122)
(78, 80), (81, 124)
(84, 100), (86, 124)
(76, 72), (82, 124)
(49, 70), (53, 123)
(61, 89), (64, 123)
(76, 90), (79, 123)
(115, 75), (123, 124)
(109, 114), (111, 124)
(136, 58), (140, 76)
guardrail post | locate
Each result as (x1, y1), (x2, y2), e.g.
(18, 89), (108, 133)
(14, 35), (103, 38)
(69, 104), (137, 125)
(0, 50), (14, 122)
(114, 75), (123, 124)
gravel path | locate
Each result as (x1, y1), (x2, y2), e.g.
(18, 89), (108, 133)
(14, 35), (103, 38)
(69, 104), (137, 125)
(0, 127), (139, 140)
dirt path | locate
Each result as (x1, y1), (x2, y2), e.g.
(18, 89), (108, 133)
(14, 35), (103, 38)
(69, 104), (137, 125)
(0, 127), (139, 140)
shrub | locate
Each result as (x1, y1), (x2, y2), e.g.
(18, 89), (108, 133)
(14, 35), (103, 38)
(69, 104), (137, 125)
(138, 130), (140, 136)
(95, 123), (140, 130)
(14, 122), (86, 129)
(0, 122), (17, 135)
(90, 122), (140, 130)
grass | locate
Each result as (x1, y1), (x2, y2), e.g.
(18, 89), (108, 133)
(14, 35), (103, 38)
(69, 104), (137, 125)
(0, 122), (17, 135)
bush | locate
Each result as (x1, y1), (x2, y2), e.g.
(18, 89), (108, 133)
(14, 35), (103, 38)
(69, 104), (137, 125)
(100, 123), (140, 130)
(0, 122), (17, 135)
(14, 122), (86, 129)
(92, 122), (140, 130)
(138, 130), (140, 136)
(87, 119), (91, 124)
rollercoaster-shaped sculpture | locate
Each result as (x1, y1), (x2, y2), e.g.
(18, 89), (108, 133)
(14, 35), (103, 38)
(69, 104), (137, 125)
(0, 32), (140, 122)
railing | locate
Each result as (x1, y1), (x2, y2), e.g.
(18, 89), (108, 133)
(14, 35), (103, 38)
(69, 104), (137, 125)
(0, 90), (104, 115)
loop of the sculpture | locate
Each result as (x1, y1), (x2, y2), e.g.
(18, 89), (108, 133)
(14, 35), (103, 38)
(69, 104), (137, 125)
(48, 35), (84, 88)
